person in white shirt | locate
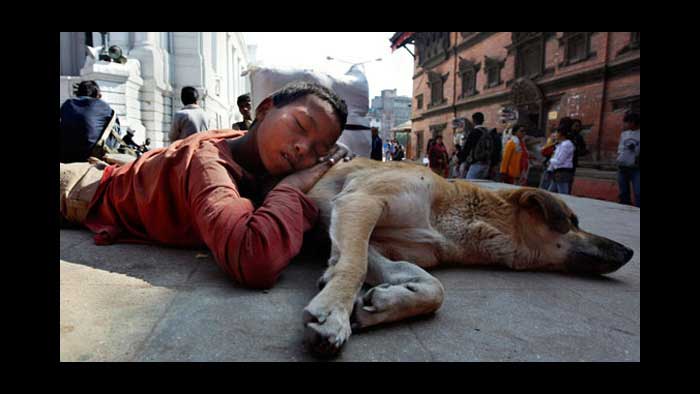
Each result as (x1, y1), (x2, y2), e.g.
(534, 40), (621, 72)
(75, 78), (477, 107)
(616, 112), (640, 207)
(547, 125), (575, 195)
(169, 87), (209, 142)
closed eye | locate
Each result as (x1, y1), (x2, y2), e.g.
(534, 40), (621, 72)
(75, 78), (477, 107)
(570, 214), (579, 228)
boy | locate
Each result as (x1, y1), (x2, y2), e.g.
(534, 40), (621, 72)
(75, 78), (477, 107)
(61, 81), (352, 289)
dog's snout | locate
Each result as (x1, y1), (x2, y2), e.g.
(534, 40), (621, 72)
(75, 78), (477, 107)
(623, 246), (634, 262)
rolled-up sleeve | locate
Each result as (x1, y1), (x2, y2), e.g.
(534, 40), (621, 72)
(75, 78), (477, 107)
(188, 158), (319, 289)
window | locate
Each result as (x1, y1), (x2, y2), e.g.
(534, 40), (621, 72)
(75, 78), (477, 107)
(416, 94), (423, 110)
(458, 58), (480, 98)
(511, 32), (546, 79)
(484, 56), (505, 89)
(630, 32), (640, 49)
(617, 32), (640, 56)
(415, 32), (450, 68)
(560, 32), (593, 66)
(427, 71), (447, 107)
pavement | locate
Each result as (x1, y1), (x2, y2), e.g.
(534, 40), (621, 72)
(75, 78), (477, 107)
(60, 181), (640, 362)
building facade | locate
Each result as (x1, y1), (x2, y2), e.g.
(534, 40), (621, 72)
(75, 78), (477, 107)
(367, 89), (412, 141)
(60, 32), (256, 148)
(391, 32), (640, 164)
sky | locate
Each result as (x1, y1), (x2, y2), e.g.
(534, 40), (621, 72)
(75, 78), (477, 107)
(243, 32), (414, 100)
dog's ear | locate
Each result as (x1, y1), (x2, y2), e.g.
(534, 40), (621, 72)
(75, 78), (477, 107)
(509, 188), (572, 234)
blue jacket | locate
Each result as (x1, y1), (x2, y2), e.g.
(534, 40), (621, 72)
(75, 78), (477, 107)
(60, 97), (120, 162)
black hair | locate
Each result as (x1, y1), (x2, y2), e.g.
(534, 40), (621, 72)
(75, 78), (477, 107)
(472, 112), (485, 125)
(271, 81), (348, 131)
(237, 93), (251, 107)
(513, 124), (526, 134)
(558, 117), (574, 134)
(181, 86), (199, 105)
(623, 112), (640, 127)
(77, 80), (100, 98)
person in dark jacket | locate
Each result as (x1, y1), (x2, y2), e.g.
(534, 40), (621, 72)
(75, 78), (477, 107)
(569, 118), (589, 190)
(370, 127), (383, 160)
(60, 80), (121, 163)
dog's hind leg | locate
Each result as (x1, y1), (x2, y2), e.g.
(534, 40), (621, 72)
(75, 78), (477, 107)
(351, 245), (445, 330)
(303, 193), (385, 356)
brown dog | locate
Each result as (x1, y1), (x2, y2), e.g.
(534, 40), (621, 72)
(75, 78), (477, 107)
(302, 158), (633, 356)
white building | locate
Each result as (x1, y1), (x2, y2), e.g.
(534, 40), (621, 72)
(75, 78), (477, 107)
(60, 32), (256, 148)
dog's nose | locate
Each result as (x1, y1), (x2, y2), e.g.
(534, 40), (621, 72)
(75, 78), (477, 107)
(623, 246), (634, 262)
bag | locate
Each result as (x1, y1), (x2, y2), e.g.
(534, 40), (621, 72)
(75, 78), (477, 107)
(468, 127), (493, 164)
(90, 111), (137, 159)
(541, 143), (556, 158)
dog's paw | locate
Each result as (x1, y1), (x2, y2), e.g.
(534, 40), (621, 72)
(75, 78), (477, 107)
(351, 283), (419, 330)
(303, 304), (352, 357)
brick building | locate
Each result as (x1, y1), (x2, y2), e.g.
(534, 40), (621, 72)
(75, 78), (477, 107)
(390, 32), (640, 170)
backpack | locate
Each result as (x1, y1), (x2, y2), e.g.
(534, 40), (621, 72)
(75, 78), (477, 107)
(468, 127), (493, 164)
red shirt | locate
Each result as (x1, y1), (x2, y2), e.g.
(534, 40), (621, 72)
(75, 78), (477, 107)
(84, 130), (320, 289)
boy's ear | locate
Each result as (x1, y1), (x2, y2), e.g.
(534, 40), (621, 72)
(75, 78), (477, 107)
(255, 97), (273, 122)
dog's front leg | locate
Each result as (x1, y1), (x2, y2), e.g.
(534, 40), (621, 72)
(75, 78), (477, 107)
(303, 194), (384, 357)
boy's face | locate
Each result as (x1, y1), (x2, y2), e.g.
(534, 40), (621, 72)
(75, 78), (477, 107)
(255, 95), (342, 176)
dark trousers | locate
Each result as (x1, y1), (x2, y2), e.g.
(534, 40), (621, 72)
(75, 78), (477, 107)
(617, 167), (640, 207)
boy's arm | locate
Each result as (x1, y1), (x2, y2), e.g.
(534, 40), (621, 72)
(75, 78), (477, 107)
(188, 158), (319, 289)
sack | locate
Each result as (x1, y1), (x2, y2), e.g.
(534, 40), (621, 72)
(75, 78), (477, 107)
(468, 127), (493, 164)
(246, 65), (371, 158)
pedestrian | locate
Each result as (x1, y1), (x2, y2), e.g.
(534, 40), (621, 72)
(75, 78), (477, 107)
(449, 144), (461, 178)
(370, 127), (383, 161)
(547, 119), (576, 195)
(616, 112), (640, 207)
(499, 124), (529, 185)
(465, 112), (493, 180)
(428, 135), (449, 177)
(60, 80), (123, 163)
(488, 127), (503, 181)
(60, 81), (353, 289)
(538, 128), (559, 190)
(169, 86), (209, 142)
(231, 93), (253, 131)
(570, 118), (590, 191)
(393, 144), (405, 161)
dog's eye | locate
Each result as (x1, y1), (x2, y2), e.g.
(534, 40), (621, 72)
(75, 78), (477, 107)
(570, 215), (579, 228)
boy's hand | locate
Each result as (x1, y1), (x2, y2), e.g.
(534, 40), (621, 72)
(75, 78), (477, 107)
(278, 144), (355, 193)
(319, 143), (356, 164)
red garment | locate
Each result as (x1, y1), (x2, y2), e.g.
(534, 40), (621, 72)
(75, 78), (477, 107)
(84, 130), (320, 289)
(428, 143), (449, 177)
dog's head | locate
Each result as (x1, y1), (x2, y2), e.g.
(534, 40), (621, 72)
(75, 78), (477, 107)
(503, 188), (633, 275)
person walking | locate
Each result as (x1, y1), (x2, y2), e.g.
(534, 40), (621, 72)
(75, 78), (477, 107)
(570, 118), (589, 191)
(488, 127), (503, 181)
(547, 120), (576, 195)
(449, 145), (461, 178)
(499, 124), (528, 185)
(428, 135), (449, 177)
(538, 128), (559, 190)
(465, 112), (493, 180)
(169, 86), (209, 142)
(616, 112), (640, 207)
(370, 127), (383, 161)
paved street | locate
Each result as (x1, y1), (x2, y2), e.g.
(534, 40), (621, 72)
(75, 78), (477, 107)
(60, 181), (640, 362)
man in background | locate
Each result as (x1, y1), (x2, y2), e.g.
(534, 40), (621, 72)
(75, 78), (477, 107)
(169, 86), (209, 142)
(60, 80), (122, 163)
(232, 93), (253, 131)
